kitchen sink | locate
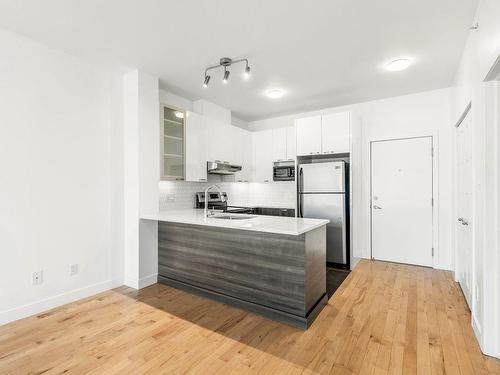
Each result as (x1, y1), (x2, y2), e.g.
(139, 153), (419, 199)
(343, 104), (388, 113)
(209, 214), (256, 220)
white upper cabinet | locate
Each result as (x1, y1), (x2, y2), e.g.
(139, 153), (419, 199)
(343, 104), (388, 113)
(271, 127), (296, 161)
(233, 126), (253, 182)
(185, 111), (207, 182)
(161, 105), (186, 181)
(295, 112), (350, 156)
(205, 118), (233, 163)
(253, 130), (273, 183)
(321, 112), (351, 154)
(272, 127), (287, 161)
(295, 116), (322, 156)
(286, 126), (296, 160)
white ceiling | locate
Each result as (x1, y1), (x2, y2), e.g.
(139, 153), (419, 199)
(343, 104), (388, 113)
(0, 0), (478, 121)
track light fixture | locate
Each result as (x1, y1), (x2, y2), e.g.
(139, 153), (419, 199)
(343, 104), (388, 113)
(202, 57), (251, 87)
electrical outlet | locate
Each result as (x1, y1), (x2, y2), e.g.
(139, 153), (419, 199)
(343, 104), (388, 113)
(70, 264), (78, 276)
(32, 270), (43, 285)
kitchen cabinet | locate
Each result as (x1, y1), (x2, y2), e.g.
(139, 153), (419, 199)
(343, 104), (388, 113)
(321, 112), (350, 154)
(161, 104), (185, 181)
(233, 126), (253, 182)
(295, 116), (322, 156)
(272, 127), (296, 161)
(205, 118), (233, 163)
(253, 130), (273, 182)
(182, 113), (255, 182)
(295, 112), (350, 156)
(286, 126), (297, 159)
(272, 127), (287, 161)
(185, 111), (207, 182)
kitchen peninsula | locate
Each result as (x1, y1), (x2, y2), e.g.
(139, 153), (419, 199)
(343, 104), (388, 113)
(141, 210), (329, 329)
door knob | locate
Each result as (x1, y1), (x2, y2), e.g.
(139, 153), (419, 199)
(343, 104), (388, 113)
(373, 205), (382, 210)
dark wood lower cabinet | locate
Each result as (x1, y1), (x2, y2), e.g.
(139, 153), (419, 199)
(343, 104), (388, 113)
(157, 221), (327, 329)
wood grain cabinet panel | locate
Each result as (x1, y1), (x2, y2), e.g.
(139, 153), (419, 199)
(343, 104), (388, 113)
(158, 222), (327, 328)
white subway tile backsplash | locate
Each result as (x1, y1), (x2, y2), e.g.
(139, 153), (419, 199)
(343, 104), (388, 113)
(159, 181), (296, 211)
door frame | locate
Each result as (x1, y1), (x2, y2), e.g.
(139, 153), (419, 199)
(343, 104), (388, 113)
(369, 135), (436, 267)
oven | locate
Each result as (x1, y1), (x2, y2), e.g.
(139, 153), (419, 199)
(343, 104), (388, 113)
(273, 161), (295, 181)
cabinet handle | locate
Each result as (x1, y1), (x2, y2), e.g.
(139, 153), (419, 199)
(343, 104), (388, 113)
(309, 152), (314, 155)
(199, 178), (206, 181)
(264, 179), (269, 182)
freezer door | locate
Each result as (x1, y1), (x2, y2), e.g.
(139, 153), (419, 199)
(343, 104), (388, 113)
(301, 193), (347, 264)
(299, 162), (345, 193)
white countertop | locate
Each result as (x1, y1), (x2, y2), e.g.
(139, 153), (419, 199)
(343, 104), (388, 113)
(141, 209), (329, 236)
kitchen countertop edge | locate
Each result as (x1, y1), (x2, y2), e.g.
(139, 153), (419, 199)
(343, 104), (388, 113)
(140, 209), (329, 236)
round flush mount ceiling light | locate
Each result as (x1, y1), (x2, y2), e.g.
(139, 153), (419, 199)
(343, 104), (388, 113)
(385, 58), (411, 72)
(265, 89), (286, 99)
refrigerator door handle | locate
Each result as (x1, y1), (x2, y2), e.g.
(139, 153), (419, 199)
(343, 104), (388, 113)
(298, 167), (303, 217)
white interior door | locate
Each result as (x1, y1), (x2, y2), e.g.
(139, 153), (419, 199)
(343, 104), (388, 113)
(455, 108), (473, 308)
(371, 137), (433, 267)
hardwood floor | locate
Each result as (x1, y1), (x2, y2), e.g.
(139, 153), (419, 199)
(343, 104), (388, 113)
(1, 260), (499, 374)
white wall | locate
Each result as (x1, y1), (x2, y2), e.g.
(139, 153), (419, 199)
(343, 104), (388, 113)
(249, 88), (453, 270)
(0, 29), (123, 324)
(451, 0), (500, 357)
(123, 70), (159, 290)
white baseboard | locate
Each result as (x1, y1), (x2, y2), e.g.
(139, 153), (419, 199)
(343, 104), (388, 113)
(139, 273), (158, 289)
(472, 315), (500, 359)
(472, 315), (485, 350)
(0, 280), (114, 326)
(350, 257), (361, 270)
(124, 273), (157, 290)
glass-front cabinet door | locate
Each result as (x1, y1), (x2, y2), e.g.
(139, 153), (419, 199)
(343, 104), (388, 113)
(161, 105), (185, 180)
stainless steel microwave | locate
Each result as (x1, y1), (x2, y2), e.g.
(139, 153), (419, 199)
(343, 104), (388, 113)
(273, 160), (295, 181)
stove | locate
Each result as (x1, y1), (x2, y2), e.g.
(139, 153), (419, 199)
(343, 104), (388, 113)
(195, 192), (254, 214)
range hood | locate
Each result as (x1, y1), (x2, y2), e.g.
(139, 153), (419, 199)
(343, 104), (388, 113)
(207, 161), (242, 175)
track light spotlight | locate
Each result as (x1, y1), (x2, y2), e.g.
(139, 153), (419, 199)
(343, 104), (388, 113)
(244, 65), (251, 80)
(203, 74), (211, 88)
(223, 68), (230, 84)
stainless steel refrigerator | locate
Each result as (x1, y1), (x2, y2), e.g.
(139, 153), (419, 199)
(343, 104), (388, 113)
(298, 161), (349, 267)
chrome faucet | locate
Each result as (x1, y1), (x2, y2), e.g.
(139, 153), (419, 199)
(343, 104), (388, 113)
(204, 184), (225, 218)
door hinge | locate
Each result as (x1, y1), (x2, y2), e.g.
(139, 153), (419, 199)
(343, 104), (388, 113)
(431, 198), (434, 207)
(431, 147), (434, 157)
(432, 247), (434, 257)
